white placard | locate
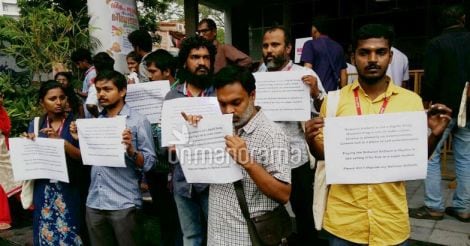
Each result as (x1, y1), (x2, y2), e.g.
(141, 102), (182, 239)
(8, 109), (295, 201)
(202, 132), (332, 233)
(126, 81), (171, 123)
(76, 117), (126, 167)
(9, 138), (69, 183)
(294, 37), (311, 63)
(324, 111), (428, 184)
(254, 71), (310, 121)
(161, 97), (222, 147)
(176, 114), (243, 183)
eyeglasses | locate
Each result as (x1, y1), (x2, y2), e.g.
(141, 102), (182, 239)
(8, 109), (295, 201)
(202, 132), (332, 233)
(196, 28), (212, 35)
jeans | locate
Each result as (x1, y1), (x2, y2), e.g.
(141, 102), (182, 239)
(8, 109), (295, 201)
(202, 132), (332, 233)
(328, 233), (409, 246)
(174, 188), (209, 246)
(425, 118), (470, 213)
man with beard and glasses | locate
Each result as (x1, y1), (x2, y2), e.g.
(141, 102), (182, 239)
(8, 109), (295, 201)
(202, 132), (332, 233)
(182, 66), (291, 245)
(305, 24), (452, 245)
(164, 36), (217, 246)
(197, 18), (252, 73)
(256, 26), (326, 245)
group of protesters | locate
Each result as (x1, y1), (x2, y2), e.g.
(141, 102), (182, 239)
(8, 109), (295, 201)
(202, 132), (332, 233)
(0, 3), (469, 246)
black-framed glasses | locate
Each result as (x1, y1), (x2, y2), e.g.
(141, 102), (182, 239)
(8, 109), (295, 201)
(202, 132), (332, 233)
(196, 28), (212, 35)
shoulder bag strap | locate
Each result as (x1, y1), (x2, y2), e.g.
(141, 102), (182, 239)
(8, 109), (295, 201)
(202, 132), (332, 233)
(33, 117), (40, 137)
(326, 90), (340, 118)
(234, 180), (262, 246)
(318, 38), (340, 82)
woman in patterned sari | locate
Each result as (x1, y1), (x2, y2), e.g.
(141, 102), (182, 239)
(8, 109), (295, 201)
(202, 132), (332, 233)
(24, 81), (83, 245)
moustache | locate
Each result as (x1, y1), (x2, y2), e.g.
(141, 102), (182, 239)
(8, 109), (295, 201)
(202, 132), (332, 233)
(196, 66), (209, 72)
(366, 64), (381, 70)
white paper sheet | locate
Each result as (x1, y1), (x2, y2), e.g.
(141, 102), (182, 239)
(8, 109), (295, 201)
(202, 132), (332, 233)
(76, 117), (126, 167)
(324, 111), (428, 184)
(161, 97), (222, 147)
(126, 81), (171, 123)
(175, 114), (243, 183)
(253, 71), (311, 121)
(9, 138), (69, 183)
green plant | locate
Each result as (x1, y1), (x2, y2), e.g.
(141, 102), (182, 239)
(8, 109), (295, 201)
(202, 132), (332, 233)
(0, 73), (41, 137)
(0, 3), (96, 80)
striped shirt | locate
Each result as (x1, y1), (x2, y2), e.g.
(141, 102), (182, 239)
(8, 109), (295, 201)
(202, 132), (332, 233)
(86, 104), (156, 210)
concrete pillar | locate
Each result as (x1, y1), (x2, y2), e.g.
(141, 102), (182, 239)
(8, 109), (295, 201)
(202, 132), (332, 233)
(184, 0), (198, 37)
(224, 9), (232, 44)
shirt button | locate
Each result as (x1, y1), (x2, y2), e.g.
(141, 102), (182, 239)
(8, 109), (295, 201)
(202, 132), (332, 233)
(368, 209), (373, 215)
(368, 187), (372, 192)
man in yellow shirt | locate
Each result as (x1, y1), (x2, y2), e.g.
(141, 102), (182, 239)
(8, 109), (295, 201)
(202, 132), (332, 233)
(305, 24), (452, 245)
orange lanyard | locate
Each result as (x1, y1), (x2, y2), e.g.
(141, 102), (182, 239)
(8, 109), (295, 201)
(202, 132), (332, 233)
(353, 88), (389, 115)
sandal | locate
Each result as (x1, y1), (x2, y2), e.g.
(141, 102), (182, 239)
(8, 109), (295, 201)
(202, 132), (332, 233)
(409, 206), (444, 220)
(0, 223), (11, 230)
(445, 207), (470, 223)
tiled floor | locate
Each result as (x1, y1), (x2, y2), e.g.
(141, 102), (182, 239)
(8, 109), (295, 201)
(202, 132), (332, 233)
(407, 172), (470, 245)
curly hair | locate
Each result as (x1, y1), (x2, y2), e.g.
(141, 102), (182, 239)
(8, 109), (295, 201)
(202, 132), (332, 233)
(177, 36), (216, 71)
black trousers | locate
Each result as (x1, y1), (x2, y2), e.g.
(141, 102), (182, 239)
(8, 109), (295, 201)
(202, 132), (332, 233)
(86, 206), (138, 246)
(145, 170), (182, 246)
(290, 162), (318, 245)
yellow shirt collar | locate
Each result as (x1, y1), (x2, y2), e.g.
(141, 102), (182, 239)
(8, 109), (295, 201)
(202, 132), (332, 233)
(350, 76), (400, 102)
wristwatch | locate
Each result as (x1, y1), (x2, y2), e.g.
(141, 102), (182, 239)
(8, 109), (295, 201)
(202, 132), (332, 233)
(130, 151), (138, 161)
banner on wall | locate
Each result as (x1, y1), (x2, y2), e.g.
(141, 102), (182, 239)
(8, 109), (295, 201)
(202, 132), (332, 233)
(87, 0), (139, 73)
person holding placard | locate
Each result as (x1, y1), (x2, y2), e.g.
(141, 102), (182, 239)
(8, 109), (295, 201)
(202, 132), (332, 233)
(256, 26), (325, 244)
(184, 66), (291, 246)
(164, 36), (216, 246)
(23, 81), (84, 245)
(79, 70), (155, 246)
(305, 24), (452, 245)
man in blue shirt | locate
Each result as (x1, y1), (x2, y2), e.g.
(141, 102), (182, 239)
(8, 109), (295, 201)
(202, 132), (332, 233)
(301, 19), (347, 92)
(84, 70), (156, 246)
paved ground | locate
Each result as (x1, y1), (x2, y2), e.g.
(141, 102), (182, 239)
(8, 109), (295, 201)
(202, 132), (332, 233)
(407, 179), (470, 246)
(1, 158), (469, 245)
(407, 153), (470, 246)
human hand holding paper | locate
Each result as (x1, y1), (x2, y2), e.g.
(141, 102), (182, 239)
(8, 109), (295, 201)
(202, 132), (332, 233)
(427, 103), (452, 137)
(225, 135), (252, 167)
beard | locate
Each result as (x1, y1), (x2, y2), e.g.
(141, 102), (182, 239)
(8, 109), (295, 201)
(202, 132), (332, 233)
(358, 64), (387, 85)
(264, 55), (287, 71)
(178, 67), (213, 89)
(233, 102), (256, 128)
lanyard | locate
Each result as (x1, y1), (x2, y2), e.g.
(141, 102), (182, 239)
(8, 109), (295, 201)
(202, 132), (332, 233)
(46, 116), (65, 136)
(353, 88), (389, 115)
